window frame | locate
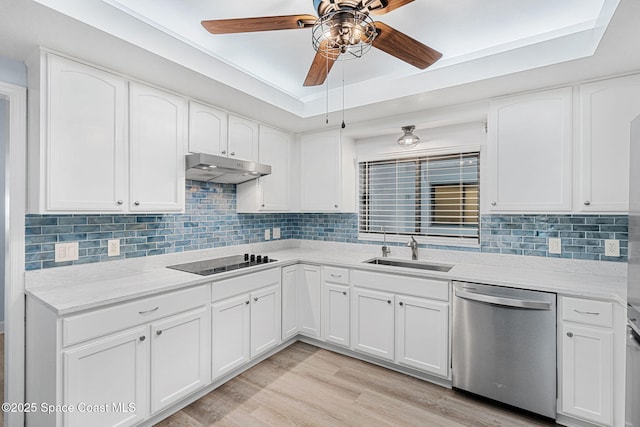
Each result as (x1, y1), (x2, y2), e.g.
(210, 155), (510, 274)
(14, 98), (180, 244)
(357, 147), (481, 248)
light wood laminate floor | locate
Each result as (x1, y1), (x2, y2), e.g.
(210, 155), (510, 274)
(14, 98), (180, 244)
(156, 342), (557, 427)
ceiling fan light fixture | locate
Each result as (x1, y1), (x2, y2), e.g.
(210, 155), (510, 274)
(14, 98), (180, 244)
(397, 125), (420, 148)
(312, 9), (377, 61)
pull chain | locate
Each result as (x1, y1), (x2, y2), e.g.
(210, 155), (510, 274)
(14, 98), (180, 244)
(325, 54), (329, 125)
(341, 61), (346, 129)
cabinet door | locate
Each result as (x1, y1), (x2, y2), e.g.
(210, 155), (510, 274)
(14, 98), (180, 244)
(396, 296), (448, 377)
(487, 87), (572, 212)
(188, 101), (228, 156)
(281, 265), (299, 340)
(351, 288), (395, 361)
(322, 283), (350, 347)
(212, 294), (250, 379)
(47, 54), (127, 212)
(228, 115), (258, 162)
(129, 82), (186, 212)
(258, 125), (291, 210)
(63, 327), (148, 427)
(561, 323), (613, 425)
(578, 75), (640, 212)
(251, 284), (282, 358)
(300, 130), (341, 211)
(298, 264), (321, 337)
(150, 306), (211, 414)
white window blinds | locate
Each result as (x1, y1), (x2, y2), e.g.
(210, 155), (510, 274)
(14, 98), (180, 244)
(359, 152), (480, 243)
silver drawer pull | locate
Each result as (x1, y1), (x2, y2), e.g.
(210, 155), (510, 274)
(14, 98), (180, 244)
(156, 330), (163, 336)
(331, 274), (342, 278)
(574, 309), (600, 316)
(139, 306), (159, 315)
(254, 297), (259, 302)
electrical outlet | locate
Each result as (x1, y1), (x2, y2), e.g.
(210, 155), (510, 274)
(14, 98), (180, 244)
(264, 229), (271, 240)
(605, 239), (620, 257)
(55, 242), (79, 262)
(108, 239), (120, 257)
(273, 227), (281, 239)
(548, 238), (562, 254)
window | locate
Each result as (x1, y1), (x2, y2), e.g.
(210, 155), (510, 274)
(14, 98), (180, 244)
(359, 152), (480, 245)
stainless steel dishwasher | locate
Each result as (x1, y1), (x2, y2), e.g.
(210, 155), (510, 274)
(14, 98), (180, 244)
(452, 281), (557, 419)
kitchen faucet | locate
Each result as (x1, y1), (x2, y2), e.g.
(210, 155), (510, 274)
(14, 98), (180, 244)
(408, 236), (418, 260)
(381, 226), (391, 257)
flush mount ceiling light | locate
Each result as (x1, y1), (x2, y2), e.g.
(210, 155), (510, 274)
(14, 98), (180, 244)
(397, 125), (420, 147)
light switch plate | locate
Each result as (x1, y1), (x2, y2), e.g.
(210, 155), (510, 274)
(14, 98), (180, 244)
(55, 242), (79, 262)
(108, 239), (120, 257)
(264, 229), (271, 240)
(548, 238), (562, 254)
(605, 239), (620, 257)
(273, 227), (281, 239)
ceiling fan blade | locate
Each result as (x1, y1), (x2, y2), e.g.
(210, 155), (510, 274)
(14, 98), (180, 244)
(368, 0), (414, 16)
(304, 43), (337, 86)
(201, 14), (317, 34)
(372, 22), (442, 69)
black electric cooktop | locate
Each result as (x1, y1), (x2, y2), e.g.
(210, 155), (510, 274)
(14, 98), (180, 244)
(167, 254), (276, 276)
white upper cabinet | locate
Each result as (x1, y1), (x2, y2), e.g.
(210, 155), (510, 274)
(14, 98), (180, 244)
(237, 125), (292, 212)
(28, 53), (128, 213)
(487, 87), (573, 212)
(228, 115), (259, 162)
(576, 74), (640, 212)
(129, 82), (186, 212)
(27, 52), (187, 214)
(300, 129), (356, 212)
(188, 101), (228, 157)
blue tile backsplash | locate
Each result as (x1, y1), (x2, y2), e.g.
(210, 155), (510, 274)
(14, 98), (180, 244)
(25, 182), (628, 270)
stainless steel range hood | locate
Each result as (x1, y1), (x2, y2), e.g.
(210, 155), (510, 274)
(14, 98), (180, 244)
(185, 153), (271, 184)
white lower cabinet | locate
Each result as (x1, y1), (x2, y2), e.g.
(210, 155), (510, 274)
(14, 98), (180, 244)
(396, 296), (449, 377)
(560, 297), (615, 426)
(352, 288), (395, 361)
(211, 268), (282, 380)
(250, 284), (281, 358)
(281, 265), (299, 340)
(150, 307), (211, 413)
(350, 270), (450, 377)
(27, 285), (211, 427)
(63, 327), (149, 427)
(322, 283), (350, 347)
(298, 264), (321, 337)
(212, 294), (251, 378)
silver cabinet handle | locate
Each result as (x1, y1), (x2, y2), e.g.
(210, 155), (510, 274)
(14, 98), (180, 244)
(584, 201), (591, 206)
(455, 289), (552, 310)
(573, 309), (600, 316)
(221, 150), (227, 155)
(230, 152), (235, 156)
(399, 301), (404, 306)
(567, 332), (574, 338)
(116, 200), (123, 205)
(342, 291), (347, 296)
(254, 297), (258, 302)
(330, 274), (342, 278)
(156, 330), (163, 336)
(334, 204), (339, 208)
(139, 336), (146, 342)
(245, 300), (250, 305)
(139, 306), (159, 315)
(491, 201), (497, 206)
(387, 300), (392, 304)
(134, 201), (140, 206)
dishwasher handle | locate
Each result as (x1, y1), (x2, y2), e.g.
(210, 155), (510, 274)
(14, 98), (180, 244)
(455, 289), (553, 310)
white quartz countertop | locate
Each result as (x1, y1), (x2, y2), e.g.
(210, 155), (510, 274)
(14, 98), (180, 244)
(25, 240), (627, 315)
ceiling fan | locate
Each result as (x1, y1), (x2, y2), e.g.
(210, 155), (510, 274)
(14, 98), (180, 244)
(201, 0), (442, 87)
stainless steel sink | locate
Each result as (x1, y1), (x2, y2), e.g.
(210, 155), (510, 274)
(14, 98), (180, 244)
(364, 257), (453, 272)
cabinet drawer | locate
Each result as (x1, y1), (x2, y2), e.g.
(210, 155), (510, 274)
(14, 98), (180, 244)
(562, 297), (613, 327)
(323, 266), (349, 285)
(352, 270), (449, 302)
(212, 268), (281, 301)
(62, 285), (209, 347)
